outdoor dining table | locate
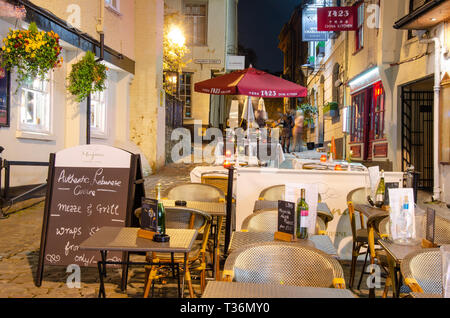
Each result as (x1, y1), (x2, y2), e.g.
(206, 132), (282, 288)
(354, 204), (429, 298)
(227, 231), (338, 257)
(161, 199), (226, 280)
(378, 239), (424, 298)
(202, 281), (356, 298)
(79, 226), (198, 298)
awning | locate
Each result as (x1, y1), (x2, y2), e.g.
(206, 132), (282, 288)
(347, 66), (381, 95)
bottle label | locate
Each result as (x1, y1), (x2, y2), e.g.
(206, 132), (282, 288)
(300, 209), (309, 228)
(376, 194), (383, 202)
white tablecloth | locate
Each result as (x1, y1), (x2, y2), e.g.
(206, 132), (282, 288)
(190, 165), (237, 197)
(292, 158), (367, 171)
(215, 141), (285, 167)
(190, 166), (229, 183)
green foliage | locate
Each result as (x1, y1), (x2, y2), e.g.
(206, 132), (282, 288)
(67, 51), (107, 103)
(298, 103), (318, 126)
(1, 22), (63, 88)
(163, 12), (190, 94)
(323, 101), (338, 114)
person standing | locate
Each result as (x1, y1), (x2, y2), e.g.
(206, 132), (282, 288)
(292, 110), (304, 152)
(277, 112), (293, 153)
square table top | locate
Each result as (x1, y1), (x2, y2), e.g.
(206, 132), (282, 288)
(378, 239), (423, 264)
(79, 227), (198, 254)
(202, 281), (356, 298)
(161, 200), (226, 217)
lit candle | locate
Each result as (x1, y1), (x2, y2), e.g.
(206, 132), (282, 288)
(225, 150), (231, 158)
(223, 160), (231, 168)
(320, 154), (327, 162)
(334, 164), (342, 171)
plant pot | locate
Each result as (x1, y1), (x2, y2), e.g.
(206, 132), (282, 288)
(307, 142), (315, 150)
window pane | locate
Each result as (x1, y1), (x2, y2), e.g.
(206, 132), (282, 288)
(185, 3), (207, 45)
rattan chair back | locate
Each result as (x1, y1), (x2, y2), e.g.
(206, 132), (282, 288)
(377, 214), (450, 245)
(201, 174), (229, 196)
(165, 206), (211, 232)
(241, 209), (325, 234)
(401, 248), (442, 294)
(259, 185), (285, 201)
(167, 182), (225, 202)
(259, 185), (322, 202)
(346, 187), (368, 205)
(223, 242), (345, 288)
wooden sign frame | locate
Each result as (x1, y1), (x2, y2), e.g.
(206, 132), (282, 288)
(35, 146), (145, 287)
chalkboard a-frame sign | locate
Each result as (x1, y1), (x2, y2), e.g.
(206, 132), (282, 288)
(36, 145), (145, 287)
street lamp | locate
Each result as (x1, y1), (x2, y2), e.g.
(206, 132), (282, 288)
(301, 64), (314, 79)
(167, 25), (185, 47)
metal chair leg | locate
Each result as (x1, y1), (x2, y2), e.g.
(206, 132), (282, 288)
(357, 248), (369, 290)
(349, 243), (361, 289)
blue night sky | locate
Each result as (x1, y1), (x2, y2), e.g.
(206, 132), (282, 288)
(238, 0), (300, 73)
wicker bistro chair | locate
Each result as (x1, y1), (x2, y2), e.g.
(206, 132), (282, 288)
(378, 213), (450, 245)
(241, 209), (326, 234)
(401, 248), (442, 294)
(137, 206), (212, 298)
(222, 242), (346, 289)
(200, 172), (229, 197)
(166, 183), (225, 203)
(346, 201), (381, 290)
(258, 184), (322, 202)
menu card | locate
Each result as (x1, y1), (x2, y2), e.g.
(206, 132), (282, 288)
(140, 198), (158, 232)
(388, 188), (416, 242)
(277, 200), (296, 236)
(441, 245), (450, 298)
(285, 183), (318, 236)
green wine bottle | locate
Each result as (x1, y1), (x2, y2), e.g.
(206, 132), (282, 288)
(155, 183), (166, 235)
(375, 169), (385, 208)
(296, 189), (309, 239)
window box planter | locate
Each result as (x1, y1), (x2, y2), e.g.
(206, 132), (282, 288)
(316, 41), (325, 57)
(323, 102), (339, 118)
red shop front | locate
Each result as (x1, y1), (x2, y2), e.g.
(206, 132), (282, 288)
(348, 67), (387, 161)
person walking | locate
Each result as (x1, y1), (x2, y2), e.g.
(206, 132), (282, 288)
(292, 110), (304, 152)
(277, 112), (293, 153)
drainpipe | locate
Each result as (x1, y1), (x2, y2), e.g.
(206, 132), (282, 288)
(419, 34), (441, 201)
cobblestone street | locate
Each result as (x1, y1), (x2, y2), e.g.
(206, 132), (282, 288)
(0, 161), (391, 298)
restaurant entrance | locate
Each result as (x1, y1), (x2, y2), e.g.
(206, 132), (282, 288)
(401, 77), (434, 191)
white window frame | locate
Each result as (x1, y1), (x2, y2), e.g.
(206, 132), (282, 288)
(184, 2), (208, 46)
(90, 87), (108, 139)
(18, 73), (52, 136)
(105, 0), (120, 14)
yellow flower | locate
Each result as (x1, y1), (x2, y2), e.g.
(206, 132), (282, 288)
(12, 34), (16, 39)
(1, 46), (5, 51)
(31, 53), (36, 58)
(6, 48), (11, 53)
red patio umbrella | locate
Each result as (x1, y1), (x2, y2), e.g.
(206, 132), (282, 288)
(194, 67), (307, 98)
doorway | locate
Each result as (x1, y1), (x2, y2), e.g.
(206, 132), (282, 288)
(401, 77), (434, 191)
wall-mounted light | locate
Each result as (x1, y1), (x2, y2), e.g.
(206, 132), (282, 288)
(301, 64), (314, 78)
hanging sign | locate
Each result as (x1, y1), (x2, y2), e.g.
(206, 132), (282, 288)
(302, 5), (328, 42)
(317, 6), (358, 31)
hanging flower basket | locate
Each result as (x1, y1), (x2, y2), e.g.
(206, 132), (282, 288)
(67, 51), (107, 103)
(0, 22), (63, 87)
(298, 103), (318, 127)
